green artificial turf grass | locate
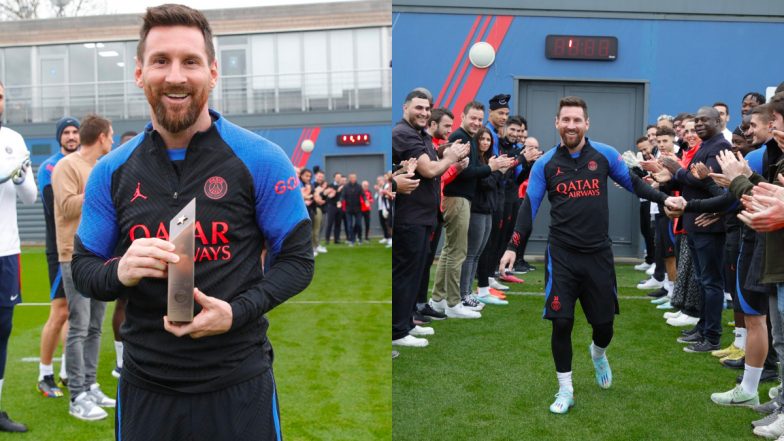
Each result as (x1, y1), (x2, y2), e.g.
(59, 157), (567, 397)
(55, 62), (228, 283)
(2, 243), (391, 441)
(393, 264), (765, 441)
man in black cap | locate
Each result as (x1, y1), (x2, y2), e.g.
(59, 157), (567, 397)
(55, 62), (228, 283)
(487, 94), (511, 152)
(36, 116), (80, 399)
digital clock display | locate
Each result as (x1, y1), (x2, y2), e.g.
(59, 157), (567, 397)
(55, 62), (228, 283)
(545, 35), (618, 61)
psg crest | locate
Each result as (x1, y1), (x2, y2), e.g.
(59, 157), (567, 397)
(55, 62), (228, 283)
(204, 176), (228, 200)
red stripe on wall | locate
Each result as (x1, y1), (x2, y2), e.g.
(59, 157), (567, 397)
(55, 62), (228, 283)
(450, 15), (513, 129)
(442, 15), (491, 111)
(434, 15), (482, 108)
(291, 128), (308, 165)
(296, 127), (321, 168)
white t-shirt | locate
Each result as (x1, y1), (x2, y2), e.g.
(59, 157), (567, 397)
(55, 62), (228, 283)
(0, 126), (37, 257)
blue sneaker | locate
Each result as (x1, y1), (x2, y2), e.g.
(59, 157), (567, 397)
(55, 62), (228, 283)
(590, 345), (612, 389)
(549, 389), (574, 414)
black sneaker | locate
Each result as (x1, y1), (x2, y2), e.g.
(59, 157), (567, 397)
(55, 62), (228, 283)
(761, 369), (779, 383)
(722, 356), (745, 370)
(0, 411), (27, 432)
(681, 326), (700, 337)
(676, 332), (702, 344)
(419, 304), (447, 321)
(37, 374), (64, 398)
(646, 287), (668, 298)
(412, 311), (432, 325)
(512, 262), (529, 274)
(683, 340), (720, 353)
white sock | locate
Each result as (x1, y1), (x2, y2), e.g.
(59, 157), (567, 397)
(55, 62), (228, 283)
(556, 371), (573, 393)
(0, 378), (4, 406)
(735, 328), (747, 350)
(590, 342), (607, 360)
(741, 364), (763, 395)
(115, 341), (124, 368)
(39, 363), (54, 381)
(59, 353), (67, 379)
(478, 286), (490, 296)
(664, 280), (673, 296)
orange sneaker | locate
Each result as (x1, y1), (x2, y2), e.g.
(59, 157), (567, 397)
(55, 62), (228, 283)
(489, 288), (507, 300)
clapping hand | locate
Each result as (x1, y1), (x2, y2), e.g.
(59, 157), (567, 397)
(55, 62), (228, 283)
(658, 156), (682, 175)
(690, 162), (711, 180)
(716, 150), (752, 182)
(695, 213), (721, 227)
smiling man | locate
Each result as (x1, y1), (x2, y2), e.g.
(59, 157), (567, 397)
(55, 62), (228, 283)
(70, 4), (313, 440)
(499, 96), (673, 414)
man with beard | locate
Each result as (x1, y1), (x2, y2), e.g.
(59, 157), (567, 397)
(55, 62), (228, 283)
(412, 107), (456, 322)
(499, 96), (674, 414)
(70, 5), (313, 439)
(0, 81), (36, 432)
(36, 116), (79, 399)
(393, 89), (468, 346)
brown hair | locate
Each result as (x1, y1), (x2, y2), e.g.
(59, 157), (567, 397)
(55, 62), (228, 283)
(655, 127), (676, 138)
(557, 96), (588, 118)
(462, 100), (485, 116)
(79, 114), (112, 146)
(137, 4), (215, 65)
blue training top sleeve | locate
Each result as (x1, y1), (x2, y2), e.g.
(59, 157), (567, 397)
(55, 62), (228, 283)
(216, 119), (309, 260)
(746, 147), (765, 175)
(594, 142), (635, 193)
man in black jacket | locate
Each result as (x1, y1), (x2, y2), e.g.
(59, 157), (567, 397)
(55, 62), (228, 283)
(660, 106), (733, 354)
(342, 173), (363, 245)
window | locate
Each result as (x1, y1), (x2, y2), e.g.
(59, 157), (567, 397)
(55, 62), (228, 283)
(4, 47), (32, 123)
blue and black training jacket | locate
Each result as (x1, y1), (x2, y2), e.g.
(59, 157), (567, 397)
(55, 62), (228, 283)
(71, 110), (314, 394)
(507, 138), (666, 254)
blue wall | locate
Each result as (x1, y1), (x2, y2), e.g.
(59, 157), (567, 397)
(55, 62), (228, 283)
(393, 12), (783, 126)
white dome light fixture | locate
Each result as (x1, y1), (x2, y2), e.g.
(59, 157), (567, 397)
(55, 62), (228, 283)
(468, 42), (496, 69)
(301, 139), (315, 153)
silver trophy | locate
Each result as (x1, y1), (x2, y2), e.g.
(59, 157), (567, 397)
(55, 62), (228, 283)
(167, 198), (195, 323)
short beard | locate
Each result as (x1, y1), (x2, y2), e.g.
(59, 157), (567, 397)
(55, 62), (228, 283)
(147, 85), (208, 134)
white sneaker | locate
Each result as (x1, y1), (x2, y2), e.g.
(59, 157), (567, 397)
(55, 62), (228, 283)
(379, 238), (388, 244)
(667, 313), (699, 327)
(69, 392), (108, 421)
(429, 298), (447, 314)
(313, 250), (319, 257)
(646, 264), (656, 275)
(754, 412), (784, 439)
(489, 278), (509, 291)
(445, 302), (481, 319)
(409, 325), (435, 337)
(316, 245), (327, 253)
(386, 240), (392, 248)
(637, 277), (664, 290)
(634, 262), (652, 271)
(663, 310), (682, 320)
(476, 294), (508, 305)
(392, 335), (428, 347)
(86, 383), (116, 408)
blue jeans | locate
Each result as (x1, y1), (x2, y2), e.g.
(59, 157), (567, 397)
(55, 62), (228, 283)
(346, 212), (361, 243)
(460, 213), (492, 298)
(687, 232), (726, 344)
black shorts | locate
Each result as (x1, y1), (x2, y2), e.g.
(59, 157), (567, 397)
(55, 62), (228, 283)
(736, 240), (768, 316)
(543, 243), (619, 325)
(654, 215), (675, 258)
(117, 369), (282, 441)
(0, 254), (21, 307)
(46, 253), (65, 300)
